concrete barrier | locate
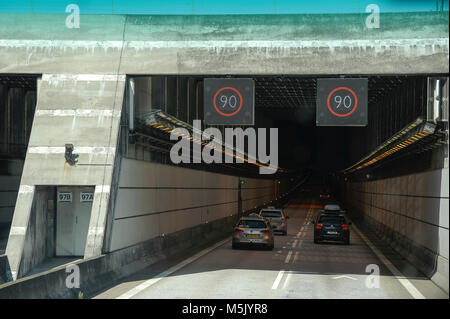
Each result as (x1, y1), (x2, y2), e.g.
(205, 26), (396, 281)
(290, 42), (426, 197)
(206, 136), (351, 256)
(346, 206), (448, 294)
(0, 178), (301, 298)
(0, 212), (237, 298)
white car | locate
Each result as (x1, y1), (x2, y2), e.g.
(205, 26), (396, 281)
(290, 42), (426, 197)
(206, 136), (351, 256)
(258, 208), (288, 235)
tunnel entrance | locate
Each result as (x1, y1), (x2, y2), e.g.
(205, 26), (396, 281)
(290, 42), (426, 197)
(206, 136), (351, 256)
(117, 73), (447, 293)
(124, 74), (447, 180)
(0, 74), (38, 254)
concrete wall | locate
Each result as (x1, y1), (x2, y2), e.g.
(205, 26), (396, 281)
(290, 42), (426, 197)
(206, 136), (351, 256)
(0, 13), (448, 75)
(0, 86), (35, 157)
(5, 74), (125, 280)
(19, 187), (55, 277)
(344, 168), (449, 293)
(0, 160), (25, 254)
(0, 82), (36, 253)
(107, 158), (274, 252)
(0, 254), (7, 284)
(241, 178), (275, 212)
(0, 214), (235, 298)
(0, 176), (19, 225)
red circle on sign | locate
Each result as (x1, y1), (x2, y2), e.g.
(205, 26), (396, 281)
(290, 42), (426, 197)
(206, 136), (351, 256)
(326, 86), (358, 117)
(213, 87), (244, 117)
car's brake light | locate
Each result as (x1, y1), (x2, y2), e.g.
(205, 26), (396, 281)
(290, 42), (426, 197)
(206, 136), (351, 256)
(315, 223), (323, 229)
(235, 228), (244, 232)
(341, 224), (348, 230)
(260, 229), (270, 234)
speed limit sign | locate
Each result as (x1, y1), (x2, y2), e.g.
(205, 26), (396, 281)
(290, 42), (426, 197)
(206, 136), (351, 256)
(204, 78), (254, 125)
(316, 78), (368, 126)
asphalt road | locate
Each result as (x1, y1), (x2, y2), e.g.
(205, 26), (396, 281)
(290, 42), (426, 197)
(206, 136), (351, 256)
(93, 201), (447, 299)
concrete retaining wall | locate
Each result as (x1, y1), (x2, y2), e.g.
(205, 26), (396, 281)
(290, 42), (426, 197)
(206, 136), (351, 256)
(0, 213), (236, 299)
(0, 160), (24, 254)
(343, 168), (449, 294)
(106, 158), (274, 252)
(0, 255), (7, 284)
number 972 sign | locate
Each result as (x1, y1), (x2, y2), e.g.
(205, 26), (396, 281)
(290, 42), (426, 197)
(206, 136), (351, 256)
(204, 78), (254, 125)
(316, 78), (368, 126)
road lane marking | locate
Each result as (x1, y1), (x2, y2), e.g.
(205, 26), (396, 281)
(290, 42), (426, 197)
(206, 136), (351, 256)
(283, 272), (292, 289)
(333, 275), (357, 281)
(116, 237), (230, 299)
(351, 222), (426, 299)
(272, 270), (285, 290)
(284, 251), (293, 263)
(292, 240), (299, 248)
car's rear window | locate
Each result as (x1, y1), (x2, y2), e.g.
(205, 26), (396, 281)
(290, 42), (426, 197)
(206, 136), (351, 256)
(260, 210), (282, 218)
(239, 220), (267, 228)
(318, 215), (346, 224)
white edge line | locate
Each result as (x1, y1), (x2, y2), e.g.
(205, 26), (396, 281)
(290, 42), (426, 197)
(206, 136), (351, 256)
(351, 221), (426, 299)
(116, 237), (230, 299)
(271, 270), (285, 290)
(282, 272), (292, 289)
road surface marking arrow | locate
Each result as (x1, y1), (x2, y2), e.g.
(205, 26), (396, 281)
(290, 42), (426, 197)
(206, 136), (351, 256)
(332, 275), (357, 280)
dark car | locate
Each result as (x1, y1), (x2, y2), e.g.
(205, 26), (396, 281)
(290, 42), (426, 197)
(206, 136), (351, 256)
(319, 189), (331, 199)
(311, 212), (351, 245)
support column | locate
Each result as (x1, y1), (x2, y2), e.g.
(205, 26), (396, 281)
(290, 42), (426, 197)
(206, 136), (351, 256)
(5, 74), (126, 279)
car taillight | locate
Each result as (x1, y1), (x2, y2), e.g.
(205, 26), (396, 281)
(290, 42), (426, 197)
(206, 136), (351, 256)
(341, 224), (348, 230)
(315, 223), (323, 229)
(235, 228), (244, 233)
(260, 229), (270, 234)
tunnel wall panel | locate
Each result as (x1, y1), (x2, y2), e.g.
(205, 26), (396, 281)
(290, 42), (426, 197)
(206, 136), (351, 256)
(108, 158), (274, 252)
(344, 168), (449, 294)
(241, 178), (275, 212)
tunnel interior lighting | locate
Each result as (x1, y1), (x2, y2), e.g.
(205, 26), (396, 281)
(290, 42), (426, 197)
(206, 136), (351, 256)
(138, 109), (284, 174)
(342, 117), (437, 174)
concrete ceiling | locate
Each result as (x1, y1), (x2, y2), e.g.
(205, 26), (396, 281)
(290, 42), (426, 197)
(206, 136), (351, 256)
(254, 75), (422, 110)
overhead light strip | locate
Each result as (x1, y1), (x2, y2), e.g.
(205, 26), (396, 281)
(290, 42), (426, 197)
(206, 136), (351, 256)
(138, 109), (286, 173)
(342, 117), (436, 174)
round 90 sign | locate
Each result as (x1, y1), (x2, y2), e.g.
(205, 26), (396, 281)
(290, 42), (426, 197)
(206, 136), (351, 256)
(213, 86), (243, 117)
(326, 86), (358, 117)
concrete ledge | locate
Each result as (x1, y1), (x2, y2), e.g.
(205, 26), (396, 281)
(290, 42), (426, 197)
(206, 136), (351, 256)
(0, 213), (237, 298)
(431, 255), (449, 294)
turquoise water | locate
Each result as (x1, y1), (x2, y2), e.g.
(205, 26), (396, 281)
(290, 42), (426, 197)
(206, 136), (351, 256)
(0, 0), (448, 15)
